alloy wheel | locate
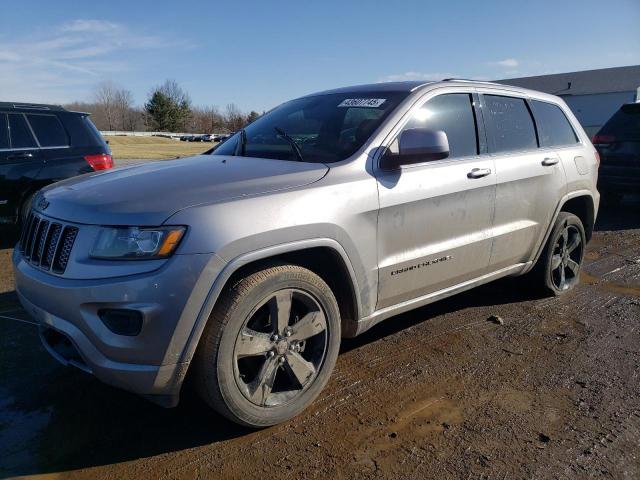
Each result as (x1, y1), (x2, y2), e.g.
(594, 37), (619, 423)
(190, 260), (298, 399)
(550, 224), (583, 291)
(233, 289), (328, 407)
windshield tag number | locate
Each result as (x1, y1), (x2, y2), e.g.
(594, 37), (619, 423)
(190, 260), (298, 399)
(338, 98), (386, 108)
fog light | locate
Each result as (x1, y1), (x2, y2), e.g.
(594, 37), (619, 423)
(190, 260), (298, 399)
(98, 309), (143, 336)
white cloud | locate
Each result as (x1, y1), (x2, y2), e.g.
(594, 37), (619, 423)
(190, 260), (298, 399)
(0, 19), (190, 104)
(492, 58), (519, 68)
(378, 71), (458, 83)
(59, 19), (120, 33)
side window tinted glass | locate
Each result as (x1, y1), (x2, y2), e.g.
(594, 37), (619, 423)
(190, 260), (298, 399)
(26, 114), (69, 147)
(0, 114), (8, 149)
(8, 114), (37, 149)
(484, 95), (537, 153)
(404, 93), (478, 158)
(532, 100), (578, 147)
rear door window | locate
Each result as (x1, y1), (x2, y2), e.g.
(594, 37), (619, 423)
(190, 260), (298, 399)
(0, 114), (8, 149)
(8, 114), (37, 149)
(483, 95), (537, 153)
(26, 114), (69, 147)
(403, 93), (478, 158)
(532, 100), (578, 147)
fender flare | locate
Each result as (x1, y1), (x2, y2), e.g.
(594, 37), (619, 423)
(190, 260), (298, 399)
(524, 189), (598, 272)
(178, 237), (362, 365)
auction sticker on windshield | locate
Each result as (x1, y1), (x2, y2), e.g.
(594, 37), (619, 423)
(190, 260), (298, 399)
(338, 98), (387, 108)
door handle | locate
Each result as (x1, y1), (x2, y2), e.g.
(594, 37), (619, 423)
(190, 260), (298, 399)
(7, 152), (34, 161)
(541, 157), (559, 166)
(467, 167), (492, 179)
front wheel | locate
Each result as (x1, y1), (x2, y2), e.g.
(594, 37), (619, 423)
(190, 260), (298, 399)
(194, 264), (341, 427)
(533, 212), (586, 296)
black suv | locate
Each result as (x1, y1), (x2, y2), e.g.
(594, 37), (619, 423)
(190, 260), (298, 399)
(0, 103), (111, 237)
(593, 103), (640, 204)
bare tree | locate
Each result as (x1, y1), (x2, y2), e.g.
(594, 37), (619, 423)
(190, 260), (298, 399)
(113, 88), (134, 130)
(224, 103), (246, 132)
(93, 81), (118, 131)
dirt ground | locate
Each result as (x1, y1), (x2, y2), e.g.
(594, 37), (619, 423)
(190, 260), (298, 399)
(1, 197), (639, 480)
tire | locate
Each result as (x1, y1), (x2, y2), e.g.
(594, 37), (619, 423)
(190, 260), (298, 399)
(531, 212), (586, 296)
(194, 263), (341, 427)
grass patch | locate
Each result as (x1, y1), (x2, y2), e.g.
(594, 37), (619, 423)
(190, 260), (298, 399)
(107, 136), (213, 160)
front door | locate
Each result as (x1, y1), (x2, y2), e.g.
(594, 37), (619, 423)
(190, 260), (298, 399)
(375, 92), (496, 309)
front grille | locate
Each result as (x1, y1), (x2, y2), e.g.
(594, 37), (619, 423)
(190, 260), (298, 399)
(19, 211), (79, 274)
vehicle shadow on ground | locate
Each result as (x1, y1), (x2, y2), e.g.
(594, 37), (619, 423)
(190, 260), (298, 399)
(595, 194), (640, 231)
(340, 274), (545, 354)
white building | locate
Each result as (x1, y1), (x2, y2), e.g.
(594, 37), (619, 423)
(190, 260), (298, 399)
(497, 65), (640, 136)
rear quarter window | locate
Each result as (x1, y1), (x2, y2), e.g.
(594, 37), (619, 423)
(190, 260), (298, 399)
(483, 95), (537, 153)
(57, 113), (108, 148)
(26, 114), (69, 147)
(531, 100), (578, 147)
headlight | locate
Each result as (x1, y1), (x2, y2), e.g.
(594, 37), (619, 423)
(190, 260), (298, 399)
(90, 226), (185, 260)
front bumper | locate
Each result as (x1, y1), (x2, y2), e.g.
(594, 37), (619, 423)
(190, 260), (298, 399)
(13, 248), (216, 406)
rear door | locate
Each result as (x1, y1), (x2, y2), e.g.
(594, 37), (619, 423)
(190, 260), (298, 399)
(480, 92), (567, 270)
(0, 112), (43, 223)
(24, 112), (78, 181)
(375, 90), (496, 309)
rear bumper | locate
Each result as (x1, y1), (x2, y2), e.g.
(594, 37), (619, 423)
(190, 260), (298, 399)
(13, 249), (216, 406)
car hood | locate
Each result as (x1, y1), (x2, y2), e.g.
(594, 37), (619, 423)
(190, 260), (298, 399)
(39, 155), (328, 225)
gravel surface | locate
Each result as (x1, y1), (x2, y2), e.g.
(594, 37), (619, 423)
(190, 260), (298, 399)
(0, 197), (638, 479)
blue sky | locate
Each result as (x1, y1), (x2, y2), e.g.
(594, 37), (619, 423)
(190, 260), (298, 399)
(1, 0), (638, 112)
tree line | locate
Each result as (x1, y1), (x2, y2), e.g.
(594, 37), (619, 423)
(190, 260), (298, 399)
(65, 80), (261, 133)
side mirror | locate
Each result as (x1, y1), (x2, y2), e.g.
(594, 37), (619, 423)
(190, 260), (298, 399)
(380, 128), (449, 170)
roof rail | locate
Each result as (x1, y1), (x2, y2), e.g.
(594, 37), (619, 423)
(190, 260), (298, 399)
(441, 78), (505, 87)
(0, 102), (66, 111)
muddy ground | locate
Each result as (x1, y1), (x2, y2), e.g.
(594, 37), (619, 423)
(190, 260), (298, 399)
(1, 197), (639, 479)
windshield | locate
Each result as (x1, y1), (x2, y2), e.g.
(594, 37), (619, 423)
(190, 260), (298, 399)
(213, 92), (409, 163)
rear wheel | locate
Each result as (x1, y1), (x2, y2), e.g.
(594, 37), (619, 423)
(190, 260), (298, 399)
(532, 212), (586, 296)
(194, 264), (341, 427)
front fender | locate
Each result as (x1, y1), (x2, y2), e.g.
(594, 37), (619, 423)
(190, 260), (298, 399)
(173, 238), (363, 367)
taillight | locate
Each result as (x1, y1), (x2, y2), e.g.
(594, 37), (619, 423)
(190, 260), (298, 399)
(592, 134), (616, 144)
(85, 153), (113, 171)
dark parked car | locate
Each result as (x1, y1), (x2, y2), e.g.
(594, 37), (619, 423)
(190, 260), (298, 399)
(0, 102), (112, 234)
(593, 103), (640, 203)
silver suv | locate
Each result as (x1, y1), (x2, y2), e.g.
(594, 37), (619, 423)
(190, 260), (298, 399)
(13, 80), (599, 427)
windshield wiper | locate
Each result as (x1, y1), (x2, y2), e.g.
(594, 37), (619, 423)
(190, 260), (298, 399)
(274, 127), (304, 162)
(234, 128), (246, 156)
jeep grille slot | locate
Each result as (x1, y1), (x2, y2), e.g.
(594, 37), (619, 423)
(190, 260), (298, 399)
(52, 227), (78, 274)
(20, 211), (79, 275)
